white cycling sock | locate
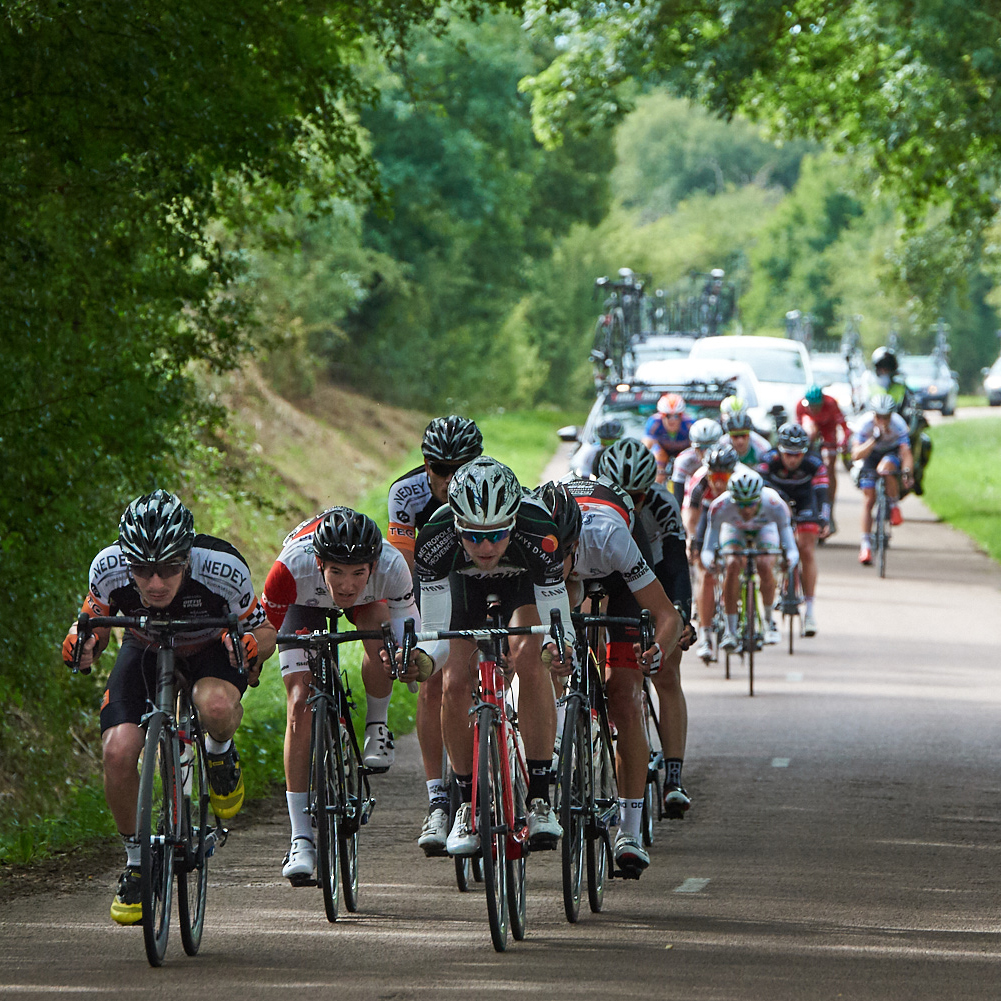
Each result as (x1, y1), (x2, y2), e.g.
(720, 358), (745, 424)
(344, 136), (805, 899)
(426, 779), (447, 808)
(286, 791), (312, 843)
(617, 798), (644, 838)
(123, 834), (141, 867)
(862, 533), (872, 546)
(365, 693), (391, 727)
(700, 627), (711, 642)
(203, 734), (231, 755)
(805, 597), (815, 614)
(727, 614), (738, 633)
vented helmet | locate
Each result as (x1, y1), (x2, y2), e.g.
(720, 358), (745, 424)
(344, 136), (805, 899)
(596, 438), (658, 493)
(723, 409), (754, 433)
(532, 480), (583, 550)
(448, 457), (522, 528)
(313, 507), (383, 564)
(421, 415), (483, 464)
(706, 442), (739, 474)
(118, 490), (194, 563)
(729, 469), (764, 505)
(871, 393), (897, 416)
(657, 392), (686, 416)
(595, 417), (624, 444)
(804, 384), (824, 409)
(690, 418), (723, 449)
(777, 422), (810, 454)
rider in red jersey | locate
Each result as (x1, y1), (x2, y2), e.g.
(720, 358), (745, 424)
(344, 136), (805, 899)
(796, 384), (849, 534)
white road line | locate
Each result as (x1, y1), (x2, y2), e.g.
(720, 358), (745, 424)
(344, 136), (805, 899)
(772, 757), (791, 767)
(786, 672), (804, 681)
(674, 877), (711, 893)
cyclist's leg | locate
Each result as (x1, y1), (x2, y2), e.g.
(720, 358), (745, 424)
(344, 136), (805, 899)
(796, 525), (819, 600)
(352, 603), (397, 770)
(651, 643), (690, 815)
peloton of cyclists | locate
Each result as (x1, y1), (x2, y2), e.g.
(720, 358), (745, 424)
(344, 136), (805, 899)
(701, 469), (800, 650)
(61, 490), (276, 924)
(384, 415), (484, 857)
(796, 383), (849, 535)
(642, 393), (692, 483)
(851, 393), (915, 566)
(414, 457), (575, 858)
(262, 506), (422, 884)
(758, 423), (829, 636)
(552, 472), (684, 874)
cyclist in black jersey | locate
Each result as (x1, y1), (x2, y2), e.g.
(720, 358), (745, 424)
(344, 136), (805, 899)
(414, 457), (576, 856)
(386, 415), (484, 856)
(61, 491), (276, 925)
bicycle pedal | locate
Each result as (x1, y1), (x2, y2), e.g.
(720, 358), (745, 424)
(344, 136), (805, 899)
(613, 865), (643, 880)
(362, 765), (390, 776)
(286, 875), (317, 888)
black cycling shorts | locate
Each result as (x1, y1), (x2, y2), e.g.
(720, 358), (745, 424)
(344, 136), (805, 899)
(99, 638), (248, 733)
(448, 572), (537, 630)
(596, 573), (642, 643)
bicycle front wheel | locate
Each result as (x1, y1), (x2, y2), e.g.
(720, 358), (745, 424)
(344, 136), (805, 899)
(177, 704), (209, 956)
(557, 697), (586, 923)
(745, 575), (757, 697)
(313, 706), (341, 922)
(337, 713), (361, 912)
(138, 712), (175, 967)
(476, 708), (508, 952)
(587, 712), (615, 913)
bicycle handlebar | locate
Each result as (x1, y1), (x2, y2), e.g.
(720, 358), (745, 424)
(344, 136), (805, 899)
(276, 628), (385, 649)
(571, 610), (654, 651)
(380, 621), (419, 694)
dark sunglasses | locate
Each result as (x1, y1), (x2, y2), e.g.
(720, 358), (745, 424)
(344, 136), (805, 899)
(128, 560), (187, 580)
(428, 461), (465, 477)
(458, 527), (512, 545)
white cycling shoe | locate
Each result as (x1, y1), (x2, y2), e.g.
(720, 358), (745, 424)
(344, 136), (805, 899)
(763, 622), (781, 645)
(720, 629), (738, 652)
(694, 636), (713, 661)
(362, 722), (395, 771)
(527, 798), (562, 848)
(613, 831), (650, 874)
(446, 802), (480, 857)
(418, 807), (449, 857)
(803, 610), (817, 636)
(281, 836), (316, 885)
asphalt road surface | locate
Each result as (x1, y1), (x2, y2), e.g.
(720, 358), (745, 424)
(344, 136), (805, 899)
(3, 472), (1001, 999)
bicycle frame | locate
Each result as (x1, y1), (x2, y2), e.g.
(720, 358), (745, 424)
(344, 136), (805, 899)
(718, 547), (776, 696)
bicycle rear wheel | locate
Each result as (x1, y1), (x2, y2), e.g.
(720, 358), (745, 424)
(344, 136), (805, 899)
(744, 575), (757, 697)
(312, 705), (341, 922)
(177, 703), (209, 957)
(338, 713), (361, 912)
(557, 697), (586, 923)
(476, 708), (508, 952)
(507, 854), (527, 941)
(138, 712), (175, 967)
(877, 487), (889, 578)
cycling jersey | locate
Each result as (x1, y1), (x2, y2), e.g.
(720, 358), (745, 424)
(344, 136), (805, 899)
(721, 430), (772, 467)
(701, 487), (799, 569)
(796, 396), (849, 448)
(637, 483), (691, 622)
(643, 414), (693, 457)
(84, 535), (266, 654)
(853, 412), (910, 457)
(682, 462), (754, 513)
(562, 474), (634, 530)
(386, 465), (441, 557)
(414, 498), (575, 668)
(670, 446), (703, 494)
(758, 451), (830, 525)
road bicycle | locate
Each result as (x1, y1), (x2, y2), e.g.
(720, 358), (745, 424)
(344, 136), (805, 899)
(443, 748), (483, 892)
(777, 560), (804, 655)
(71, 612), (245, 967)
(873, 474), (892, 578)
(276, 613), (392, 922)
(590, 269), (646, 383)
(717, 547), (775, 697)
(407, 604), (564, 952)
(557, 584), (654, 922)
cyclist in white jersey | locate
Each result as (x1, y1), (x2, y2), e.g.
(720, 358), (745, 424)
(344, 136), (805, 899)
(385, 415), (483, 856)
(262, 507), (420, 884)
(701, 469), (799, 649)
(670, 418), (723, 496)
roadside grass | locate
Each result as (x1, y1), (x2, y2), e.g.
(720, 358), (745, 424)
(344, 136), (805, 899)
(922, 418), (1001, 562)
(956, 394), (988, 408)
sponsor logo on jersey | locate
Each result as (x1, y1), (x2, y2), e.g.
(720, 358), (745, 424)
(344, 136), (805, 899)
(457, 565), (526, 580)
(395, 510), (411, 524)
(198, 558), (247, 588)
(95, 552), (129, 576)
(541, 534), (559, 553)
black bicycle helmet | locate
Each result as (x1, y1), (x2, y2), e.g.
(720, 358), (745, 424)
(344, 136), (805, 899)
(313, 507), (383, 564)
(421, 415), (483, 464)
(595, 416), (624, 443)
(723, 409), (754, 433)
(706, 442), (739, 473)
(872, 346), (898, 375)
(777, 422), (810, 454)
(532, 480), (583, 550)
(118, 490), (195, 563)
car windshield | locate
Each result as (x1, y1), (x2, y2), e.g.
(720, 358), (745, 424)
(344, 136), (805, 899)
(810, 355), (849, 383)
(900, 356), (945, 380)
(695, 343), (806, 383)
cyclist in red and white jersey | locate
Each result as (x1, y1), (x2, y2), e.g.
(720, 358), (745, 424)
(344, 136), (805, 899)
(415, 457), (576, 856)
(796, 384), (849, 533)
(262, 507), (421, 884)
(385, 415), (483, 856)
(701, 470), (799, 648)
(61, 490), (275, 924)
(670, 418), (723, 497)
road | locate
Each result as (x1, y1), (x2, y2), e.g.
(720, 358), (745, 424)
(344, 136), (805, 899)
(3, 472), (1001, 999)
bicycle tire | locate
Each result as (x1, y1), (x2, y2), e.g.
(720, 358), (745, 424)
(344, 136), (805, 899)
(507, 855), (527, 941)
(138, 712), (175, 967)
(557, 697), (586, 923)
(874, 480), (889, 578)
(313, 705), (341, 922)
(177, 699), (209, 957)
(476, 706), (508, 951)
(587, 713), (614, 913)
(338, 712), (361, 912)
(745, 574), (756, 697)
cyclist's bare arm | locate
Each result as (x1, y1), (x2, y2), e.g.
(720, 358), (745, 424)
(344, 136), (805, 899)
(630, 578), (683, 669)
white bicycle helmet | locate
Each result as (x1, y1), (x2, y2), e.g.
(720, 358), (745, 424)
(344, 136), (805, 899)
(448, 456), (522, 529)
(596, 438), (658, 493)
(690, 418), (723, 449)
(729, 469), (764, 505)
(871, 393), (897, 416)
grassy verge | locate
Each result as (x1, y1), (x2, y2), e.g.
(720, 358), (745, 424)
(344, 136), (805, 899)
(922, 418), (1001, 562)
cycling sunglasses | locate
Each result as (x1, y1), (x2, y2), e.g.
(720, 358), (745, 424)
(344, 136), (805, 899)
(128, 559), (187, 580)
(427, 460), (465, 477)
(458, 527), (513, 545)
(728, 431), (750, 440)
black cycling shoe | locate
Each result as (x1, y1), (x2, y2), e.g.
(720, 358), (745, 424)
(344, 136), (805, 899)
(206, 744), (245, 819)
(110, 866), (142, 925)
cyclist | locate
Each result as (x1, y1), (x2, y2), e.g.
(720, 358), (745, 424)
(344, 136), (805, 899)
(670, 417), (723, 496)
(721, 408), (772, 467)
(702, 469), (799, 649)
(851, 394), (914, 566)
(871, 347), (916, 415)
(795, 384), (849, 534)
(596, 439), (694, 824)
(61, 490), (275, 924)
(385, 415), (483, 857)
(262, 506), (421, 884)
(758, 423), (829, 636)
(683, 443), (747, 660)
(414, 457), (576, 857)
(556, 474), (683, 874)
(642, 393), (692, 484)
(571, 415), (626, 479)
